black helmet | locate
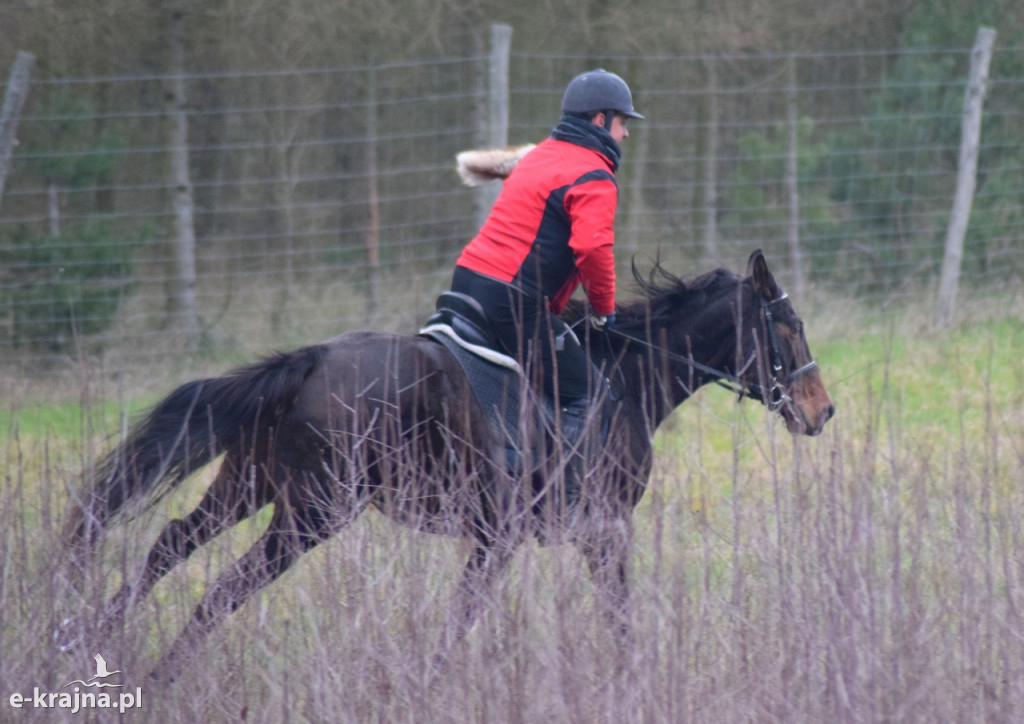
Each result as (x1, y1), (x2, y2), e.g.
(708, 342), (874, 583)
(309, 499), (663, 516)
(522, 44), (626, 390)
(561, 69), (645, 120)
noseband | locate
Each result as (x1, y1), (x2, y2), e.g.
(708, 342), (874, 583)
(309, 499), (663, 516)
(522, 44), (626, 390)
(755, 292), (819, 411)
(605, 291), (818, 411)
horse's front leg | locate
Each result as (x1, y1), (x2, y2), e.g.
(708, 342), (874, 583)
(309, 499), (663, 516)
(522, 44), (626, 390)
(578, 516), (634, 642)
(435, 534), (518, 668)
(578, 517), (640, 722)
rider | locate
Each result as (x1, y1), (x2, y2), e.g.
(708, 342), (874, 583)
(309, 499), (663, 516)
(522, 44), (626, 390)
(451, 69), (643, 433)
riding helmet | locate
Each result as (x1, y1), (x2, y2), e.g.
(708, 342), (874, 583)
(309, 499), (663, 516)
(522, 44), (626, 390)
(561, 69), (645, 120)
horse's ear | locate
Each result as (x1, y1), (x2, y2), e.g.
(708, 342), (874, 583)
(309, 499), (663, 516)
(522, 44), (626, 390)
(747, 249), (782, 301)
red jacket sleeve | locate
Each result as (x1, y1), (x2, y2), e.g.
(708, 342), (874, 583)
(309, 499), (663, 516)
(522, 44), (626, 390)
(563, 177), (618, 316)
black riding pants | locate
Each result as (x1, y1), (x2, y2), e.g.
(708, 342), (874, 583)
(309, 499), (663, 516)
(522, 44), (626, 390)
(451, 266), (591, 406)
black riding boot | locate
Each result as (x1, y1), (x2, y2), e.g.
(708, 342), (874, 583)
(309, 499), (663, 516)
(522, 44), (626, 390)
(558, 398), (590, 508)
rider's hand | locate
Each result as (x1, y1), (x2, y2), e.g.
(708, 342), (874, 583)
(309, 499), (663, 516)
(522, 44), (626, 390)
(590, 313), (615, 331)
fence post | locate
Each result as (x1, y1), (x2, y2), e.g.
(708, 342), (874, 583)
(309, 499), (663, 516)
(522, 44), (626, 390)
(785, 54), (805, 300)
(0, 51), (35, 209)
(701, 56), (720, 262)
(364, 67), (381, 323)
(165, 3), (201, 350)
(473, 23), (512, 230)
(934, 26), (996, 329)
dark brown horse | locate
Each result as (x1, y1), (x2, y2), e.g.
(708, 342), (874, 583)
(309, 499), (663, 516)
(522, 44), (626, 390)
(60, 249), (833, 680)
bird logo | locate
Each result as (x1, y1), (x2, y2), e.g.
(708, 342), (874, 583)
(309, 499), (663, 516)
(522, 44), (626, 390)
(63, 654), (124, 689)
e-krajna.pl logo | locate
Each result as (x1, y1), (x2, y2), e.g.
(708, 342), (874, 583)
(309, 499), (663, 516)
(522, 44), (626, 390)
(8, 654), (142, 714)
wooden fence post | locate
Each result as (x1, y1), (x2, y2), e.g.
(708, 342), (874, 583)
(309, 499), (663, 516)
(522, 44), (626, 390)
(165, 3), (202, 350)
(701, 56), (720, 262)
(364, 67), (381, 323)
(0, 51), (36, 209)
(934, 26), (996, 329)
(473, 23), (512, 230)
(785, 54), (805, 300)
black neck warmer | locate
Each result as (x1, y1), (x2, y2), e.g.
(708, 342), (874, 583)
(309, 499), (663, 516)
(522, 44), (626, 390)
(550, 114), (621, 172)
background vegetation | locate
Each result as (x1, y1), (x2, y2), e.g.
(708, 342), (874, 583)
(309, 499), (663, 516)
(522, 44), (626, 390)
(0, 0), (1022, 374)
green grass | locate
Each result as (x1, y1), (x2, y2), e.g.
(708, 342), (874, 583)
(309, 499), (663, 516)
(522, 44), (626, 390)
(2, 400), (127, 443)
(3, 294), (1024, 722)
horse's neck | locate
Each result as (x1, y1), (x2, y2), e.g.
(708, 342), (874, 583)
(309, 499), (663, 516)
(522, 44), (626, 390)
(613, 306), (741, 430)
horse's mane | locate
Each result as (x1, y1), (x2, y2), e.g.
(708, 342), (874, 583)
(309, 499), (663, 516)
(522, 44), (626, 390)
(564, 259), (742, 335)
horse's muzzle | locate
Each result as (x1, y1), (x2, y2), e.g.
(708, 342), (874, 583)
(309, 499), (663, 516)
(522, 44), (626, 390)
(785, 373), (835, 436)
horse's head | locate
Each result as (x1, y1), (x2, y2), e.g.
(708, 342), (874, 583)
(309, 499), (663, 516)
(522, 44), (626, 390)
(741, 249), (834, 436)
(588, 250), (833, 437)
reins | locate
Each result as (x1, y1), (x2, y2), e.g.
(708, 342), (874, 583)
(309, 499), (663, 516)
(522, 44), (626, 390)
(602, 292), (819, 411)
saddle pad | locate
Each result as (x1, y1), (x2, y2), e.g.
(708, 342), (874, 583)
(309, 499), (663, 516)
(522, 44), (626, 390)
(418, 322), (521, 374)
(418, 323), (522, 452)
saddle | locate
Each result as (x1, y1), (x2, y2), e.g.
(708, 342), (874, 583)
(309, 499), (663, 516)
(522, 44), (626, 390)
(419, 292), (523, 467)
(419, 292), (607, 509)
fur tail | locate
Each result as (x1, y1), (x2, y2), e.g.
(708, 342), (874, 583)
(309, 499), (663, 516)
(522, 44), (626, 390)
(64, 344), (328, 551)
(455, 144), (536, 186)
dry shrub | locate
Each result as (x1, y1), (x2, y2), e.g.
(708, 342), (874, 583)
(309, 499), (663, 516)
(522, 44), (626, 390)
(3, 322), (1024, 723)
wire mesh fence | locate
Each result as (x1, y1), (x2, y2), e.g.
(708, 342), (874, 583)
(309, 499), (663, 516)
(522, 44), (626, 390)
(2, 45), (1022, 378)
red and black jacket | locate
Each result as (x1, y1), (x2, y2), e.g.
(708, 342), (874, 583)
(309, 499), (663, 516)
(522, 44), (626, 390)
(455, 122), (619, 316)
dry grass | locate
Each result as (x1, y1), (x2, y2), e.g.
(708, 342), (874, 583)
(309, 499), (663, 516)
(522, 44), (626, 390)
(3, 293), (1024, 722)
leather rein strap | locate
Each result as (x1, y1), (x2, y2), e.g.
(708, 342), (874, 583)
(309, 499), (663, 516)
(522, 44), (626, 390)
(604, 293), (819, 410)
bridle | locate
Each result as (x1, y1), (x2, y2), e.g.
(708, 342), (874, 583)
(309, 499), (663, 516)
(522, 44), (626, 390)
(604, 292), (819, 412)
(756, 292), (820, 411)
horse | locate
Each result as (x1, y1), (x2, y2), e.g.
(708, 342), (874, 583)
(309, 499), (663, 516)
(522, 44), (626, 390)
(58, 249), (833, 681)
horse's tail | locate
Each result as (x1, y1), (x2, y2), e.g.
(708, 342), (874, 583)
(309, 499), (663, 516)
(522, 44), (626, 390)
(64, 344), (328, 553)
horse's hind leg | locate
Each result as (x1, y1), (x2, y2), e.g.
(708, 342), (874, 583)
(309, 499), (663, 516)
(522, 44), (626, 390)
(85, 451), (272, 643)
(148, 473), (366, 683)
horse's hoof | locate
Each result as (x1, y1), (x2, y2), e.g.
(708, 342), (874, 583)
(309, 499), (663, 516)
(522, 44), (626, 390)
(146, 668), (172, 685)
(147, 659), (183, 686)
(147, 646), (190, 686)
(53, 618), (81, 653)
